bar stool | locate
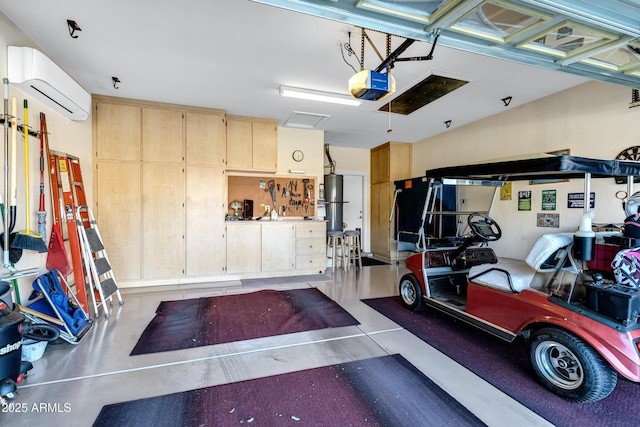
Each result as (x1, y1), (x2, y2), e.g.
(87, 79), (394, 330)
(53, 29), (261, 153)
(326, 230), (346, 271)
(343, 229), (362, 269)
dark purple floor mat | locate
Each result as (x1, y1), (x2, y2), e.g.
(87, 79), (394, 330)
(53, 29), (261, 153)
(94, 354), (486, 427)
(363, 296), (640, 427)
(131, 288), (359, 355)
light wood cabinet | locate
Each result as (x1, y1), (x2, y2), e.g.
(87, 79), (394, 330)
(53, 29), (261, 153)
(95, 102), (141, 161)
(262, 223), (295, 271)
(186, 166), (226, 276)
(95, 161), (141, 281)
(370, 142), (411, 261)
(226, 115), (278, 172)
(371, 182), (391, 256)
(186, 112), (226, 166)
(295, 221), (326, 272)
(225, 221), (326, 275)
(226, 223), (262, 274)
(142, 164), (184, 279)
(252, 121), (278, 171)
(371, 143), (390, 184)
(93, 96), (227, 285)
(143, 108), (184, 163)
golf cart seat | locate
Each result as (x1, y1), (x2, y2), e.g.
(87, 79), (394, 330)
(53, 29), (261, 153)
(469, 233), (574, 293)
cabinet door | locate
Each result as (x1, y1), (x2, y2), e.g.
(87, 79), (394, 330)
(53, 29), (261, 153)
(252, 121), (278, 172)
(143, 108), (184, 163)
(371, 182), (390, 257)
(389, 142), (412, 183)
(226, 119), (253, 169)
(186, 166), (226, 276)
(370, 146), (381, 184)
(186, 112), (226, 166)
(262, 223), (294, 271)
(96, 161), (142, 281)
(379, 145), (390, 182)
(226, 224), (262, 274)
(142, 164), (184, 279)
(95, 102), (141, 161)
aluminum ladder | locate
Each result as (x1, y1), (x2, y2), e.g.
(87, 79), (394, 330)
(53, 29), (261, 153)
(76, 205), (123, 318)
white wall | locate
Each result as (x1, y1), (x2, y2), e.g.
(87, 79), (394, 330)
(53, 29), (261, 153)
(1, 12), (93, 301)
(411, 80), (640, 259)
(277, 127), (324, 179)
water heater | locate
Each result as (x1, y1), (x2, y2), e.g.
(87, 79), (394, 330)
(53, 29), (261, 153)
(324, 174), (343, 232)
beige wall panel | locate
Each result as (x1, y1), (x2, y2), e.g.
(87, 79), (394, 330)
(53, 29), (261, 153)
(143, 108), (184, 163)
(142, 164), (184, 279)
(96, 102), (141, 161)
(96, 161), (142, 281)
(186, 112), (226, 166)
(186, 166), (226, 276)
(410, 81), (638, 260)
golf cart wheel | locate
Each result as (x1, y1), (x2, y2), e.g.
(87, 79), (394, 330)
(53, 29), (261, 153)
(529, 328), (617, 403)
(399, 274), (424, 311)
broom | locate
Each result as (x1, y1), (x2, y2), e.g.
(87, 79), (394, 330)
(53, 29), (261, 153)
(11, 99), (48, 253)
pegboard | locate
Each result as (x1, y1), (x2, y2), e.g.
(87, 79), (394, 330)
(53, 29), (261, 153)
(228, 176), (316, 218)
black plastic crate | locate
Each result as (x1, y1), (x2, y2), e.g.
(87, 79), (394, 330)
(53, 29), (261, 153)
(584, 281), (640, 326)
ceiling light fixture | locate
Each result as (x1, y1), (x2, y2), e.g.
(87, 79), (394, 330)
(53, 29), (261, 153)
(67, 20), (81, 38)
(279, 86), (361, 107)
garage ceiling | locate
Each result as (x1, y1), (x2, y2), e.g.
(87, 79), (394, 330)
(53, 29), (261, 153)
(3, 0), (636, 149)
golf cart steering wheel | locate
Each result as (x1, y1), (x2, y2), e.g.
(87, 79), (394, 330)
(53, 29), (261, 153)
(468, 213), (502, 242)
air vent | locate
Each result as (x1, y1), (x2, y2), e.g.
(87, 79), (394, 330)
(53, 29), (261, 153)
(379, 74), (469, 115)
(283, 111), (330, 129)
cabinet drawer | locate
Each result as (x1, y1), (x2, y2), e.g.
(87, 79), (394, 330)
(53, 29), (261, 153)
(296, 222), (326, 239)
(295, 238), (325, 255)
(296, 255), (326, 271)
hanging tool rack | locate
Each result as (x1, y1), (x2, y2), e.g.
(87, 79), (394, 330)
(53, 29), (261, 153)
(1, 89), (39, 280)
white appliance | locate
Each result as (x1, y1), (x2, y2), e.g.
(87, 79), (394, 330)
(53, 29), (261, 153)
(8, 46), (91, 121)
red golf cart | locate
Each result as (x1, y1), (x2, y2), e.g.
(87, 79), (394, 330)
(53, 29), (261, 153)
(398, 155), (640, 403)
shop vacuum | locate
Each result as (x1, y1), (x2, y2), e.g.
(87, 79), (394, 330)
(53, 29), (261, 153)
(0, 281), (59, 403)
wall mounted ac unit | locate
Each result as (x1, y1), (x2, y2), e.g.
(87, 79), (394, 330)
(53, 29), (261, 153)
(8, 46), (91, 121)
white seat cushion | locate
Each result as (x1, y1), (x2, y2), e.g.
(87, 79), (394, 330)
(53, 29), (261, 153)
(524, 233), (574, 271)
(469, 258), (535, 292)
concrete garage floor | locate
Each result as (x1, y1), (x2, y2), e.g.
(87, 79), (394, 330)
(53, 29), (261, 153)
(4, 264), (551, 426)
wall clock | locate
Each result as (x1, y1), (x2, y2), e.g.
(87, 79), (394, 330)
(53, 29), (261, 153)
(292, 149), (304, 162)
(615, 146), (640, 184)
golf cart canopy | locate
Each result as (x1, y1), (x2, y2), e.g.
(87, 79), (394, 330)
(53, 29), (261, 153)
(425, 155), (640, 183)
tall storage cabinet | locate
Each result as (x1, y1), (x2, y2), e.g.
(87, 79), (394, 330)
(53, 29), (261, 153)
(370, 142), (412, 261)
(226, 115), (278, 172)
(93, 96), (227, 284)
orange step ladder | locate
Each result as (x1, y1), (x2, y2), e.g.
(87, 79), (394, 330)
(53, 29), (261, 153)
(49, 150), (89, 312)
